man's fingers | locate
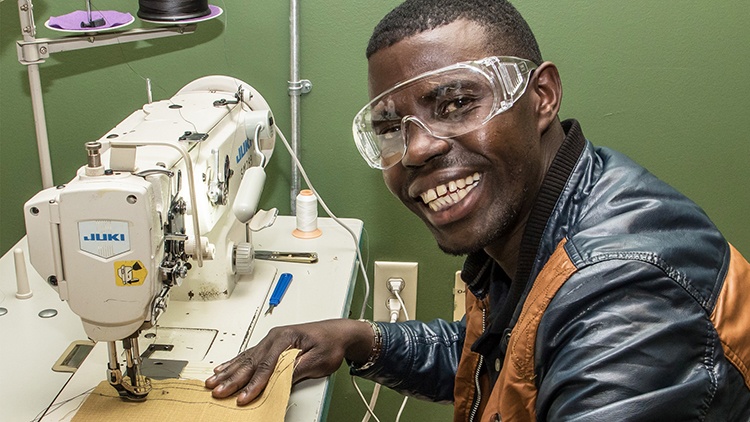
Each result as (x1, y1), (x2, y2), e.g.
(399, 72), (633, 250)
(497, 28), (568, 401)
(204, 351), (284, 406)
(210, 354), (240, 376)
(206, 355), (259, 396)
(204, 321), (355, 404)
(212, 360), (231, 374)
(233, 357), (280, 405)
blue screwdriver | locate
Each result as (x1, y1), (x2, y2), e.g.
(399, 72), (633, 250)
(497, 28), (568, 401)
(265, 273), (293, 315)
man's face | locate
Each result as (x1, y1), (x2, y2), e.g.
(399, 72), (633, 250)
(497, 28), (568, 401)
(367, 20), (546, 255)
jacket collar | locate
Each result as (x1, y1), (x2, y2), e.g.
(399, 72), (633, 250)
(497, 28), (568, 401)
(463, 119), (586, 343)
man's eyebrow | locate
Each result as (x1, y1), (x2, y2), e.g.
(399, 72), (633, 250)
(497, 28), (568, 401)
(370, 78), (486, 120)
(420, 79), (483, 101)
(371, 105), (401, 121)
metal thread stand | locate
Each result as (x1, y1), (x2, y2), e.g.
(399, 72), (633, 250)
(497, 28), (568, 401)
(16, 0), (197, 189)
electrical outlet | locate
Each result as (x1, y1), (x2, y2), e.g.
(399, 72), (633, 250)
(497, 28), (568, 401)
(373, 261), (418, 322)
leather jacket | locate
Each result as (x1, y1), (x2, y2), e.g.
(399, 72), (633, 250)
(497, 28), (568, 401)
(352, 120), (750, 421)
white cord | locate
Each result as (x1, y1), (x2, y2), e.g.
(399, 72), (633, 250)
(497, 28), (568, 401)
(356, 286), (414, 421)
(395, 395), (409, 422)
(361, 383), (381, 422)
(390, 290), (410, 422)
(358, 307), (400, 422)
(352, 377), (382, 422)
(274, 126), (371, 319)
(392, 290), (409, 321)
(274, 126), (408, 419)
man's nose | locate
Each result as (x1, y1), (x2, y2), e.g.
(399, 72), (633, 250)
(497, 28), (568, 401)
(400, 117), (450, 167)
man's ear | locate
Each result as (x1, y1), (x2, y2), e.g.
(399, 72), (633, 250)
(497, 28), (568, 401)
(530, 61), (562, 134)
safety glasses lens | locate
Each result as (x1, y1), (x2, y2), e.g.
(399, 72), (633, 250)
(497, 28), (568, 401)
(354, 68), (494, 169)
(352, 57), (536, 170)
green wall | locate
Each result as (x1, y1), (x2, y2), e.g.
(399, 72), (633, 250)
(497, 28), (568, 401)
(1, 1), (747, 420)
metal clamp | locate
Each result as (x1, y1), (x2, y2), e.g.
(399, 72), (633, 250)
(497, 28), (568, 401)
(288, 79), (312, 96)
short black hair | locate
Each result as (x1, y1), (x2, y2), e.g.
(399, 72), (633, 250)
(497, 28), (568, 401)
(366, 0), (543, 64)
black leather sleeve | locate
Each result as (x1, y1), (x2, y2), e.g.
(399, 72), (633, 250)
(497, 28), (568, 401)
(350, 318), (465, 403)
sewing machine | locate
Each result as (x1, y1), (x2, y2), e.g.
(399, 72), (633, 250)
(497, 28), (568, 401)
(22, 75), (277, 401)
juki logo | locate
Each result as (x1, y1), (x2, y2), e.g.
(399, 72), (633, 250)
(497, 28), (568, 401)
(83, 233), (126, 242)
(236, 138), (252, 164)
(79, 220), (130, 258)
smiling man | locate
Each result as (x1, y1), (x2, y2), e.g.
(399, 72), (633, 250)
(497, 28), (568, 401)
(206, 1), (750, 420)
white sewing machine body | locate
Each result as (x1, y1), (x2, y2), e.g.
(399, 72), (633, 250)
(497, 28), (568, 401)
(3, 70), (365, 413)
(25, 167), (169, 342)
(22, 75), (276, 399)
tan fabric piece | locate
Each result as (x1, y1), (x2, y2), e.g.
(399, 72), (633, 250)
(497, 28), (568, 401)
(73, 348), (301, 422)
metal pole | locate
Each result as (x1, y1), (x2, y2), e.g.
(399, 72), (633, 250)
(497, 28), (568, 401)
(27, 64), (54, 189)
(18, 0), (54, 188)
(289, 0), (301, 214)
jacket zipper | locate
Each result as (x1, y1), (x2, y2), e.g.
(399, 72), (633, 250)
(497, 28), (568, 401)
(468, 307), (487, 422)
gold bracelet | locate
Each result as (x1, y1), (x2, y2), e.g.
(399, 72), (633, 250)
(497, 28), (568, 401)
(354, 319), (382, 371)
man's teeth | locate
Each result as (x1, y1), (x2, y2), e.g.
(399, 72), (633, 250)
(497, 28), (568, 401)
(420, 173), (480, 211)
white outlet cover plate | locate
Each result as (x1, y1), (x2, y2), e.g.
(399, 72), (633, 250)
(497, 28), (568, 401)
(373, 261), (418, 322)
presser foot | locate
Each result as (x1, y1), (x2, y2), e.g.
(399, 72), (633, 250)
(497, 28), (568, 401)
(108, 370), (152, 401)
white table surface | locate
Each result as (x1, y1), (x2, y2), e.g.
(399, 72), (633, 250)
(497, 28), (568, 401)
(0, 216), (362, 421)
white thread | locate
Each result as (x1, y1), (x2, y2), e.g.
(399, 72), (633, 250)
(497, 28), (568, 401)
(292, 189), (322, 239)
(296, 189), (318, 232)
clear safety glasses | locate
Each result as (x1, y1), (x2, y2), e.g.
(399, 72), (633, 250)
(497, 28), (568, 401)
(352, 56), (537, 170)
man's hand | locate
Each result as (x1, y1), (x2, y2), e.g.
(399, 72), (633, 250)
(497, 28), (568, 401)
(204, 318), (374, 405)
